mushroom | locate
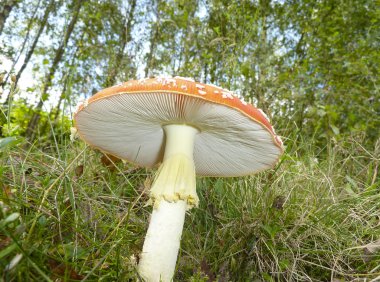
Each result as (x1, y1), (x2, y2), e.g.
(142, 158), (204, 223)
(73, 76), (284, 281)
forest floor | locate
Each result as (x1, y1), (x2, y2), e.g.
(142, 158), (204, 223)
(0, 133), (379, 281)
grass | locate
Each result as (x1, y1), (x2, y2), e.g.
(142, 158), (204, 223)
(0, 132), (379, 281)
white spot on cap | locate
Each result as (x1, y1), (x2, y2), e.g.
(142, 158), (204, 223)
(111, 83), (123, 88)
(276, 135), (284, 146)
(156, 76), (177, 87)
(75, 98), (89, 113)
(165, 78), (177, 86)
(214, 90), (219, 94)
(221, 91), (234, 99)
(138, 78), (149, 84)
(174, 76), (195, 82)
(240, 99), (247, 105)
(75, 101), (83, 114)
(208, 83), (223, 89)
(195, 83), (205, 89)
(180, 84), (188, 90)
(198, 90), (207, 95)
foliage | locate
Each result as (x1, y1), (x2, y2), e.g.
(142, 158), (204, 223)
(0, 0), (378, 146)
(1, 99), (71, 142)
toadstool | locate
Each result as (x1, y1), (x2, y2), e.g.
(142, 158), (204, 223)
(73, 76), (284, 281)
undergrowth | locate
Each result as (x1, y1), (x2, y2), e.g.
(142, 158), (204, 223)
(0, 133), (379, 281)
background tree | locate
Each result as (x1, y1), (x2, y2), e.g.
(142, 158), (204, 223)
(0, 0), (21, 35)
(0, 0), (378, 146)
(1, 0), (54, 98)
(103, 0), (137, 87)
(25, 0), (85, 139)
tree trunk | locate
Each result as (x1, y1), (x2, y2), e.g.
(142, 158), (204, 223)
(40, 76), (68, 139)
(0, 0), (20, 35)
(104, 0), (136, 86)
(144, 1), (161, 78)
(25, 0), (85, 139)
(3, 0), (52, 104)
(42, 26), (85, 139)
(52, 80), (68, 123)
(253, 2), (270, 116)
(48, 35), (82, 134)
(182, 1), (198, 76)
(1, 0), (42, 89)
(144, 25), (159, 78)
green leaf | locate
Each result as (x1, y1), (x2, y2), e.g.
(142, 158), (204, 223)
(279, 259), (290, 271)
(317, 109), (326, 117)
(262, 273), (274, 281)
(345, 175), (358, 189)
(0, 243), (17, 260)
(330, 124), (340, 135)
(261, 224), (280, 239)
(0, 137), (22, 151)
(4, 213), (20, 224)
(41, 93), (49, 101)
(38, 215), (47, 226)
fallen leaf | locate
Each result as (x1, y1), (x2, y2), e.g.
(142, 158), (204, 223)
(24, 167), (33, 175)
(362, 239), (380, 263)
(0, 236), (12, 249)
(144, 177), (151, 191)
(100, 154), (122, 171)
(93, 172), (101, 181)
(272, 196), (285, 210)
(2, 184), (13, 198)
(48, 258), (84, 280)
(200, 259), (216, 282)
(75, 165), (84, 177)
(364, 239), (380, 253)
(217, 261), (230, 282)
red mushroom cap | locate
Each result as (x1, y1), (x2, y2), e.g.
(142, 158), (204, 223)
(74, 76), (284, 176)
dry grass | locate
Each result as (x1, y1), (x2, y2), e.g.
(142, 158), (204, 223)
(0, 134), (379, 281)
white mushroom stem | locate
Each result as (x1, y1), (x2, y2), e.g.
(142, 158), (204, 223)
(138, 124), (199, 282)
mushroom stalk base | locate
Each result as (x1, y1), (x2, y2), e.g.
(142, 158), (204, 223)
(138, 124), (199, 282)
(138, 200), (187, 282)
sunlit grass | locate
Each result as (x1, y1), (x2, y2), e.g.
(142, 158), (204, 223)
(0, 133), (379, 281)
